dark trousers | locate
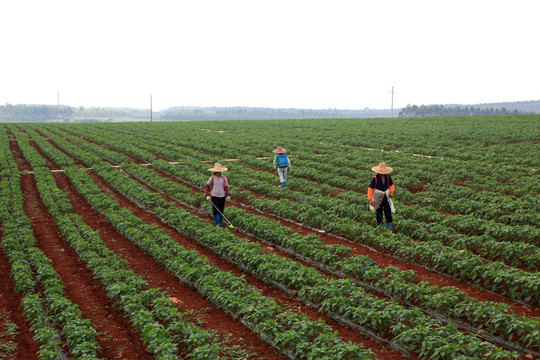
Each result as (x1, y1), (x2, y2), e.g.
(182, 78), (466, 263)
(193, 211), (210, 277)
(211, 196), (226, 215)
(376, 197), (393, 225)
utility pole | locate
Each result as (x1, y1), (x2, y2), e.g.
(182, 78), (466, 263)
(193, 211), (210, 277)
(389, 86), (396, 118)
(57, 91), (60, 120)
(150, 95), (153, 122)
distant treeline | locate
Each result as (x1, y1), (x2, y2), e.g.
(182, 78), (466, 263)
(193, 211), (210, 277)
(0, 104), (391, 122)
(469, 99), (540, 113)
(398, 104), (523, 117)
(159, 106), (391, 121)
(0, 104), (149, 122)
(0, 104), (74, 122)
(2, 100), (539, 122)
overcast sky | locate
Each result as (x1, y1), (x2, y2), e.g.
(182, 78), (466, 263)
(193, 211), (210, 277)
(1, 0), (538, 111)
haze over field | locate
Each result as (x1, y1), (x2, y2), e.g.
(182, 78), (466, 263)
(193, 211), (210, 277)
(1, 1), (539, 111)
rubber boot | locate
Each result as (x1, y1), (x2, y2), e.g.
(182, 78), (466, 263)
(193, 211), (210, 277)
(386, 222), (393, 231)
(214, 215), (221, 226)
(218, 214), (223, 225)
(281, 182), (286, 188)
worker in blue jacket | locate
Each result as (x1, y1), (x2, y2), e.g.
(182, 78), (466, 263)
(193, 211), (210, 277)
(272, 146), (291, 188)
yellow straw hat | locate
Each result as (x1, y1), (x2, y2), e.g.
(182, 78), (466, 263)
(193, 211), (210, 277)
(208, 162), (228, 172)
(272, 146), (287, 154)
(371, 162), (393, 174)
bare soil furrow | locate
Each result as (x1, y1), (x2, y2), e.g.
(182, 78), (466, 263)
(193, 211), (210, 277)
(11, 134), (152, 359)
(46, 126), (409, 359)
(54, 128), (539, 316)
(0, 245), (40, 360)
(149, 152), (540, 317)
(55, 169), (285, 359)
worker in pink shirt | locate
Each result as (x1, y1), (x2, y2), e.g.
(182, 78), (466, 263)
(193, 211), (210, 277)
(204, 163), (231, 226)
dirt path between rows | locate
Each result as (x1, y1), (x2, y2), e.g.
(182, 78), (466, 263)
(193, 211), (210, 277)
(51, 127), (540, 317)
(41, 126), (410, 358)
(136, 148), (540, 318)
(9, 134), (152, 359)
(0, 244), (40, 360)
(27, 130), (287, 359)
(56, 167), (287, 359)
(1, 127), (40, 360)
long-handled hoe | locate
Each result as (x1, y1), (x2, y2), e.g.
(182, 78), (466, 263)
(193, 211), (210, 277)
(210, 201), (235, 229)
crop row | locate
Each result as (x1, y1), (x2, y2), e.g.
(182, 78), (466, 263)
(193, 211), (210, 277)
(25, 126), (531, 359)
(11, 126), (233, 359)
(282, 150), (537, 226)
(36, 125), (540, 354)
(236, 151), (539, 250)
(103, 120), (537, 215)
(120, 156), (540, 354)
(63, 123), (539, 256)
(11, 127), (230, 359)
(50, 124), (539, 272)
(16, 126), (375, 359)
(1, 130), (100, 359)
(49, 124), (540, 305)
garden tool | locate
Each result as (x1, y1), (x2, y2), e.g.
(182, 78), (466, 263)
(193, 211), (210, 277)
(210, 201), (234, 229)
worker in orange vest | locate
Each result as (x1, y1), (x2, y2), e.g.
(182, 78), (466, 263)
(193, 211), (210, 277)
(367, 162), (395, 231)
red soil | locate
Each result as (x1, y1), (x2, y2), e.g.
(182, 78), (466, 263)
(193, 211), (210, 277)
(47, 131), (408, 358)
(85, 165), (406, 360)
(10, 137), (151, 359)
(27, 133), (286, 359)
(0, 244), (40, 360)
(251, 209), (540, 317)
(22, 128), (540, 359)
(65, 129), (540, 330)
(57, 170), (287, 359)
(150, 156), (540, 317)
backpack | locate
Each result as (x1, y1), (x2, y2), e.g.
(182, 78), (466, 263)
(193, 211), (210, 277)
(211, 175), (227, 187)
(372, 174), (391, 191)
(276, 154), (289, 168)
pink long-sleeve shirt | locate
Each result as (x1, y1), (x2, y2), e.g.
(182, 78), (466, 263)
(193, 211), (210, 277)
(205, 175), (230, 197)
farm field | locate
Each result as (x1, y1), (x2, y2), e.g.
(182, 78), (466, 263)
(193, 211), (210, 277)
(0, 115), (539, 360)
